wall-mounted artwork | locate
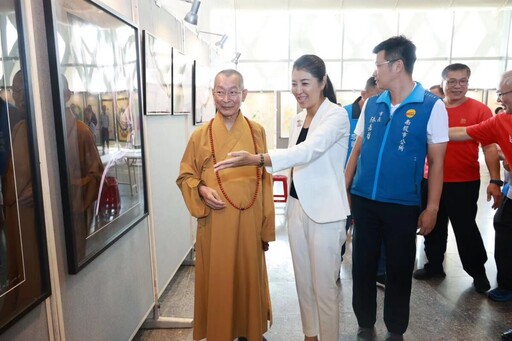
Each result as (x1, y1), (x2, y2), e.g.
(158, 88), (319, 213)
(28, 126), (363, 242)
(485, 88), (501, 114)
(193, 61), (216, 125)
(116, 91), (131, 142)
(242, 91), (276, 149)
(466, 89), (484, 103)
(44, 0), (148, 273)
(144, 31), (172, 115)
(279, 91), (300, 139)
(0, 0), (51, 333)
(172, 49), (194, 115)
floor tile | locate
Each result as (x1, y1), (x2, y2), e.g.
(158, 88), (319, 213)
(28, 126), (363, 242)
(134, 167), (512, 341)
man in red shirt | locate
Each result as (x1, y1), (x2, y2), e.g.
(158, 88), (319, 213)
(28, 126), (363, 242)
(414, 63), (502, 294)
(450, 70), (512, 340)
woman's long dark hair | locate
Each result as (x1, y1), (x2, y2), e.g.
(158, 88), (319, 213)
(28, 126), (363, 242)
(293, 54), (337, 104)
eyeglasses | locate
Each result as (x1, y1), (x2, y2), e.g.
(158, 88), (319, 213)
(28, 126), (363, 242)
(445, 79), (469, 87)
(375, 59), (399, 68)
(497, 90), (512, 99)
(213, 90), (242, 98)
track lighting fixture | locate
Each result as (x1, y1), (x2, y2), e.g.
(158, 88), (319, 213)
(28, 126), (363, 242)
(184, 0), (201, 25)
(198, 31), (228, 49)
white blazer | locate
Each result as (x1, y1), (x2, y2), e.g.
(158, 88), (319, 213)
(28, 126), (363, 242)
(268, 98), (351, 223)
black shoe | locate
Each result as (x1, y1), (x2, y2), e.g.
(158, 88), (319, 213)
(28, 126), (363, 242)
(376, 274), (386, 289)
(238, 337), (267, 341)
(385, 332), (404, 340)
(413, 267), (446, 280)
(502, 328), (512, 340)
(357, 326), (376, 340)
(473, 274), (490, 293)
(489, 288), (512, 302)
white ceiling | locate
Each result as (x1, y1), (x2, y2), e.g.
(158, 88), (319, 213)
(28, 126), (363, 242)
(233, 0), (512, 10)
(161, 0), (512, 30)
(163, 0), (512, 11)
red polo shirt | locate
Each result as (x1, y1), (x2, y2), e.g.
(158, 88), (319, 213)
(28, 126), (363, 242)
(467, 113), (512, 166)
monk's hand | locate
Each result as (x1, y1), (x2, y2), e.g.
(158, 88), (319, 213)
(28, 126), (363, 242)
(214, 151), (255, 172)
(198, 185), (226, 210)
(416, 207), (438, 236)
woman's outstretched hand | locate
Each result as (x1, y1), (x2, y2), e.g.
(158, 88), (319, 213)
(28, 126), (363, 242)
(214, 151), (255, 172)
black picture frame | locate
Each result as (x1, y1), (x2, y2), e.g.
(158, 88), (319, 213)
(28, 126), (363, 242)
(143, 31), (173, 115)
(44, 0), (148, 274)
(172, 48), (194, 115)
(193, 61), (215, 125)
(0, 0), (51, 333)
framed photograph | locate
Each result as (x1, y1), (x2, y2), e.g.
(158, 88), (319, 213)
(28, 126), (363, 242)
(279, 91), (300, 138)
(172, 49), (194, 115)
(0, 0), (51, 333)
(193, 61), (216, 125)
(143, 31), (172, 115)
(336, 90), (360, 108)
(242, 91), (276, 150)
(116, 91), (131, 142)
(485, 88), (501, 114)
(466, 89), (484, 103)
(44, 0), (148, 273)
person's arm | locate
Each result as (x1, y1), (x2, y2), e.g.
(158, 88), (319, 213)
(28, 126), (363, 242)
(214, 104), (347, 172)
(213, 151), (271, 172)
(482, 143), (503, 209)
(448, 127), (472, 141)
(345, 102), (365, 193)
(345, 136), (362, 191)
(177, 133), (224, 217)
(259, 128), (275, 248)
(453, 116), (503, 208)
(344, 135), (362, 208)
(417, 142), (447, 236)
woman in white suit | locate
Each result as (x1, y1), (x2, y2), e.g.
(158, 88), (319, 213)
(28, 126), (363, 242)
(214, 54), (350, 341)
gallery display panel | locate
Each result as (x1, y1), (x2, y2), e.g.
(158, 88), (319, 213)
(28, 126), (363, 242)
(0, 0), (51, 333)
(44, 0), (148, 274)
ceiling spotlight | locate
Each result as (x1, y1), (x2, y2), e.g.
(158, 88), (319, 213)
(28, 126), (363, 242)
(198, 31), (228, 49)
(231, 52), (241, 64)
(184, 0), (201, 25)
(215, 35), (228, 48)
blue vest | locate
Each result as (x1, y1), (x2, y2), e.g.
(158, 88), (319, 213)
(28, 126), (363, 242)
(351, 84), (437, 206)
(344, 101), (360, 165)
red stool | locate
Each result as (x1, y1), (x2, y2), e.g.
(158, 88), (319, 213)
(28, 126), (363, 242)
(272, 175), (288, 203)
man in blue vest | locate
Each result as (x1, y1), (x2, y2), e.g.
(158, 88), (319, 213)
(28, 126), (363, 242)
(345, 35), (449, 340)
(341, 76), (384, 286)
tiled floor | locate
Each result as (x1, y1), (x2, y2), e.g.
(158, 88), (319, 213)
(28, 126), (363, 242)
(134, 174), (512, 341)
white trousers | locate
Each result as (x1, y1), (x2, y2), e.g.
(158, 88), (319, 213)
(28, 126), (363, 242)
(287, 197), (346, 341)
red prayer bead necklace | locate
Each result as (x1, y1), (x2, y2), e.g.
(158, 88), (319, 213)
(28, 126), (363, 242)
(208, 117), (261, 211)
